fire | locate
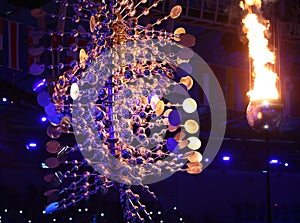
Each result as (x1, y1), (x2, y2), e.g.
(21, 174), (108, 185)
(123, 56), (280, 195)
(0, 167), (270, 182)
(241, 0), (279, 101)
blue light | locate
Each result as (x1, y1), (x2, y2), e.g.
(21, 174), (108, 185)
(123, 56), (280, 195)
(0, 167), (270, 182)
(270, 159), (279, 164)
(223, 156), (230, 161)
(26, 142), (37, 150)
(2, 97), (7, 102)
(41, 116), (47, 122)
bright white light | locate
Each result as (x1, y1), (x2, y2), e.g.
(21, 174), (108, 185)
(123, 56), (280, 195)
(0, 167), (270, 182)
(26, 143), (37, 150)
(100, 213), (104, 217)
(4, 209), (7, 213)
(223, 156), (230, 161)
(270, 159), (279, 164)
(158, 211), (161, 215)
(180, 218), (183, 221)
(2, 98), (7, 102)
(85, 208), (88, 212)
(41, 117), (47, 122)
(204, 158), (209, 162)
(53, 219), (56, 222)
(69, 217), (72, 221)
(173, 206), (177, 210)
(28, 220), (31, 223)
(78, 209), (82, 212)
(42, 211), (46, 214)
(182, 98), (197, 113)
(262, 170), (267, 173)
(149, 211), (153, 215)
(19, 210), (23, 214)
(284, 163), (289, 167)
(160, 221), (163, 223)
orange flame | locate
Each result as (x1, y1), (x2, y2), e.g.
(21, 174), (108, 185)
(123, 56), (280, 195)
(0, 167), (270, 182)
(241, 0), (279, 101)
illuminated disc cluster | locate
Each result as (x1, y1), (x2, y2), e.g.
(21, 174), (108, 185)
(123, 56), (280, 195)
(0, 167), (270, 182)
(39, 0), (204, 221)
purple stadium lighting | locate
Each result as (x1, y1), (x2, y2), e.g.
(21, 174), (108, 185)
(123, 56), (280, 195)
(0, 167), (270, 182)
(222, 156), (230, 161)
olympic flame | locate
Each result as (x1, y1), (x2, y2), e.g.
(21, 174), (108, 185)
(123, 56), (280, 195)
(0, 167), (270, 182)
(240, 0), (279, 101)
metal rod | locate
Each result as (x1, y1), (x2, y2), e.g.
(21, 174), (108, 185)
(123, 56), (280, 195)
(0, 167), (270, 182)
(266, 130), (272, 223)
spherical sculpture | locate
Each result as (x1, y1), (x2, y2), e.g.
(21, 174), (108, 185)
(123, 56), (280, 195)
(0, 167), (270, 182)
(246, 99), (284, 132)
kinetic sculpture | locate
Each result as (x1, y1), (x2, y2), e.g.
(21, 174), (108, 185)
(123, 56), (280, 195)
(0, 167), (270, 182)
(38, 0), (203, 222)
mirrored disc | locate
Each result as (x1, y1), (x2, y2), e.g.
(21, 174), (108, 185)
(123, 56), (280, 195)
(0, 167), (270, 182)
(178, 139), (189, 149)
(163, 109), (172, 117)
(44, 172), (63, 187)
(168, 124), (179, 132)
(44, 174), (55, 183)
(172, 84), (189, 96)
(78, 25), (87, 38)
(44, 202), (59, 214)
(187, 161), (202, 168)
(182, 97), (197, 113)
(46, 126), (62, 139)
(168, 110), (181, 126)
(155, 100), (165, 116)
(166, 138), (178, 152)
(29, 45), (44, 56)
(183, 151), (194, 158)
(30, 62), (45, 76)
(44, 102), (57, 117)
(30, 8), (46, 18)
(179, 34), (196, 47)
(90, 16), (96, 32)
(188, 151), (203, 162)
(45, 157), (60, 169)
(60, 116), (71, 133)
(170, 5), (182, 19)
(187, 161), (203, 174)
(79, 49), (88, 66)
(187, 136), (202, 150)
(184, 120), (199, 134)
(37, 91), (51, 107)
(174, 27), (186, 41)
(43, 189), (59, 197)
(178, 47), (195, 60)
(70, 83), (80, 100)
(180, 76), (194, 90)
(178, 62), (193, 75)
(46, 140), (61, 154)
(187, 166), (202, 174)
(174, 131), (185, 142)
(150, 95), (160, 110)
(48, 113), (65, 127)
(28, 29), (45, 39)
